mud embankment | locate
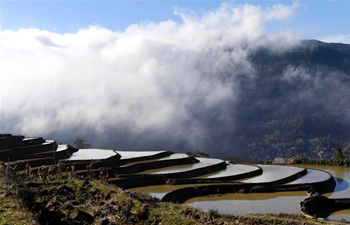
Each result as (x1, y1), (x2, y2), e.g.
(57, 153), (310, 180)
(161, 169), (336, 204)
(300, 196), (350, 219)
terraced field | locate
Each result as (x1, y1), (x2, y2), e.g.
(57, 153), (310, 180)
(1, 134), (348, 221)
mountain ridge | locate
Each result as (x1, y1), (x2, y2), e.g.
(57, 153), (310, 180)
(228, 39), (350, 161)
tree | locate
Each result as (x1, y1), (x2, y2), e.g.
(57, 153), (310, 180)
(333, 147), (345, 160)
(342, 141), (350, 160)
(186, 150), (210, 158)
(226, 156), (245, 163)
(74, 138), (91, 149)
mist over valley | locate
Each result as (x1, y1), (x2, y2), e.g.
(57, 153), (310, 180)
(1, 3), (350, 161)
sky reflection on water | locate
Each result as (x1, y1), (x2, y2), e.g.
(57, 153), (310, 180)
(132, 164), (350, 221)
(185, 165), (350, 221)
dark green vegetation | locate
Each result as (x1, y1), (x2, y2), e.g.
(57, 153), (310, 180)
(227, 40), (350, 162)
(0, 134), (335, 224)
(264, 147), (350, 166)
(292, 157), (350, 166)
(73, 138), (91, 149)
(0, 171), (35, 225)
(38, 40), (350, 163)
(186, 150), (210, 158)
(0, 168), (330, 225)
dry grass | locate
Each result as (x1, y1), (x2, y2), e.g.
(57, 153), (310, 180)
(0, 165), (334, 225)
(0, 167), (37, 225)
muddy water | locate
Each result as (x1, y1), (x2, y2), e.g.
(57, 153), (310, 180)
(198, 164), (260, 179)
(144, 158), (224, 175)
(185, 191), (306, 215)
(117, 150), (167, 160)
(286, 169), (330, 184)
(129, 183), (229, 199)
(132, 164), (350, 221)
(241, 165), (305, 183)
(64, 149), (117, 160)
(186, 165), (350, 221)
(299, 165), (350, 221)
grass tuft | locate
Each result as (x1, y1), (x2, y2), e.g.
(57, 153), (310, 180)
(0, 164), (333, 224)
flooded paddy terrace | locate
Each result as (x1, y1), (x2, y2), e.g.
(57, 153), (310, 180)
(1, 134), (349, 222)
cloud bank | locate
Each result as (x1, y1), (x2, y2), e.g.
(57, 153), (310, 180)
(322, 34), (350, 44)
(0, 2), (298, 152)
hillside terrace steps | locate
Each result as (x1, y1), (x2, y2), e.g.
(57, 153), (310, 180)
(286, 169), (332, 185)
(0, 140), (57, 161)
(125, 164), (308, 202)
(17, 144), (78, 161)
(61, 149), (120, 162)
(197, 163), (261, 179)
(74, 168), (116, 178)
(127, 163), (264, 199)
(54, 144), (78, 159)
(0, 135), (56, 160)
(241, 164), (307, 185)
(0, 134), (26, 149)
(118, 157), (228, 178)
(117, 150), (173, 165)
(15, 163), (117, 184)
(169, 163), (263, 185)
(1, 136), (75, 162)
(9, 157), (56, 171)
(56, 149), (123, 169)
(158, 165), (308, 203)
(108, 157), (228, 188)
(119, 153), (193, 167)
(22, 137), (46, 145)
(300, 196), (350, 219)
(0, 136), (46, 152)
(281, 168), (336, 194)
(23, 166), (117, 179)
(159, 166), (336, 204)
(0, 133), (340, 218)
(129, 182), (234, 200)
(112, 153), (199, 175)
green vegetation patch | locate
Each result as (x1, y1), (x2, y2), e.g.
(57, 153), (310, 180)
(0, 169), (36, 225)
(0, 165), (332, 225)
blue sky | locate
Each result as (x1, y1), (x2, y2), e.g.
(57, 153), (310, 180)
(1, 1), (350, 145)
(1, 0), (350, 42)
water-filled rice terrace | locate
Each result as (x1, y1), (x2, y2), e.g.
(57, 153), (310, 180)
(1, 134), (349, 221)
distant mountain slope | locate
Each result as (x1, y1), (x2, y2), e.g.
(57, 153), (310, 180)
(250, 40), (350, 72)
(229, 40), (350, 161)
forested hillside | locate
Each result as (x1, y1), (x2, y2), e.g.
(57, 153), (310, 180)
(227, 40), (350, 162)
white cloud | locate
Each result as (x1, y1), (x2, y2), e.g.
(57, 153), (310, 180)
(0, 2), (298, 149)
(282, 66), (311, 82)
(321, 34), (350, 44)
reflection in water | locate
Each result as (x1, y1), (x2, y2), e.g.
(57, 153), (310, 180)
(187, 165), (350, 221)
(332, 177), (349, 192)
(304, 165), (350, 221)
(198, 164), (260, 179)
(129, 183), (231, 199)
(335, 177), (344, 184)
(287, 169), (330, 184)
(315, 208), (350, 222)
(132, 165), (350, 221)
(242, 165), (305, 183)
(140, 158), (224, 175)
(185, 191), (307, 202)
(186, 192), (306, 215)
(63, 149), (117, 160)
(300, 165), (350, 195)
(327, 209), (350, 222)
